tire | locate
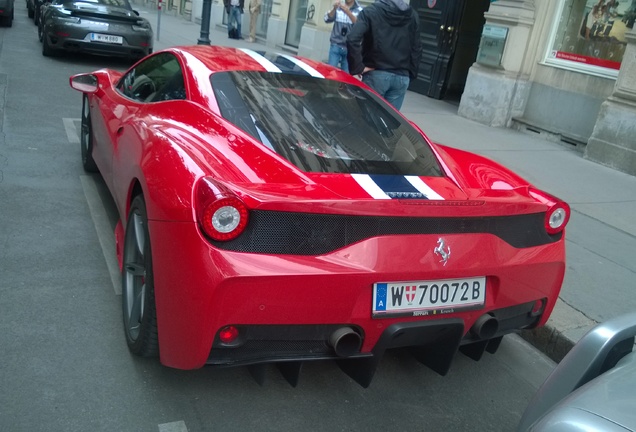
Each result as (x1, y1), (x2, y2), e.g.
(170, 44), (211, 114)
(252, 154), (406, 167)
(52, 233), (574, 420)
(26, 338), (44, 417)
(37, 21), (43, 42)
(80, 95), (98, 173)
(42, 36), (53, 57)
(28, 7), (34, 19)
(42, 35), (54, 56)
(122, 195), (159, 358)
(33, 6), (39, 26)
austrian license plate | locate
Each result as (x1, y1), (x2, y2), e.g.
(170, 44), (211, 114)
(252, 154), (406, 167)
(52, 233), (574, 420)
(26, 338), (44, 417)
(90, 33), (123, 44)
(372, 277), (486, 318)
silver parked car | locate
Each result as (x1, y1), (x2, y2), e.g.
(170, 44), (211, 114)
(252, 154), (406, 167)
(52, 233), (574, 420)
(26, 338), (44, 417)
(518, 311), (636, 431)
(40, 0), (152, 60)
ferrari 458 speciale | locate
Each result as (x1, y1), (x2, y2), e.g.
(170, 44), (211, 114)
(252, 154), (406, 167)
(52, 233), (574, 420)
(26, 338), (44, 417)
(70, 46), (570, 387)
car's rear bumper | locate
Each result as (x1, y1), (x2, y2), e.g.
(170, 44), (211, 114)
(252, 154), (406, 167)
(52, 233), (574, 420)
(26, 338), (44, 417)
(42, 24), (152, 58)
(0, 0), (13, 16)
(44, 34), (151, 58)
(148, 219), (566, 374)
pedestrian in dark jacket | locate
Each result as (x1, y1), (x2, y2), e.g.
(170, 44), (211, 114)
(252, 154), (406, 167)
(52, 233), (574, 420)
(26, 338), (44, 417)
(224, 0), (245, 39)
(346, 0), (422, 110)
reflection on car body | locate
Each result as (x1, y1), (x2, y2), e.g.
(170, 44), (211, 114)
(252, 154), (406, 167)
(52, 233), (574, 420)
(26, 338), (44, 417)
(519, 311), (636, 431)
(69, 46), (571, 387)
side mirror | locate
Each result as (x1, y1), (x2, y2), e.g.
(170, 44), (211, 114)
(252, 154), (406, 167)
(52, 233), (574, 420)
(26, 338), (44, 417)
(133, 9), (139, 15)
(69, 73), (99, 93)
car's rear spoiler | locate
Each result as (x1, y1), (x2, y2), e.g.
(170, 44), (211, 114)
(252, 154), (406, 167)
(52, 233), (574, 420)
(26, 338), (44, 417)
(69, 9), (142, 24)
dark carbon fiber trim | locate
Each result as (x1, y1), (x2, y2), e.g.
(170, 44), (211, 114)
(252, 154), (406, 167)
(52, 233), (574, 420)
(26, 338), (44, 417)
(205, 303), (541, 369)
(207, 324), (363, 365)
(209, 211), (562, 255)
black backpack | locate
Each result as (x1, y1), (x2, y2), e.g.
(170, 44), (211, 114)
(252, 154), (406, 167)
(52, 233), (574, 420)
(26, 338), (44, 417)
(228, 27), (239, 39)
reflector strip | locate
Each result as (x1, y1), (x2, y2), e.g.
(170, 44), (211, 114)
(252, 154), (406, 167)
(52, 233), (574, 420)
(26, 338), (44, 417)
(405, 176), (444, 200)
(239, 48), (282, 73)
(352, 174), (391, 199)
(279, 54), (324, 78)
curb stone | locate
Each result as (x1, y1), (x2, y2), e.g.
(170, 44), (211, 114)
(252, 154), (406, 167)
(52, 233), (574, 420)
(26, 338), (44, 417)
(521, 298), (598, 363)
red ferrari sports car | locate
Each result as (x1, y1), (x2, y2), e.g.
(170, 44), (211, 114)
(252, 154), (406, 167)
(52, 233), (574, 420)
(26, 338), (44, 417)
(70, 46), (569, 387)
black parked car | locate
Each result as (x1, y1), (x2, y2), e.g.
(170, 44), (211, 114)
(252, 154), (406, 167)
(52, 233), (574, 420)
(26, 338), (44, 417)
(26, 0), (34, 18)
(39, 0), (153, 60)
(32, 0), (46, 26)
(0, 0), (14, 26)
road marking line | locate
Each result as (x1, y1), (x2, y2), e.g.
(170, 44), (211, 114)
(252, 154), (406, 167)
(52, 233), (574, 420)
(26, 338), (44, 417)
(158, 421), (189, 432)
(63, 118), (81, 144)
(80, 175), (121, 295)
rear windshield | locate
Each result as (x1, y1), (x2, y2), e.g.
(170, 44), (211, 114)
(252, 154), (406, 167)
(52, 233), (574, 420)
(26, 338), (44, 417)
(211, 71), (443, 177)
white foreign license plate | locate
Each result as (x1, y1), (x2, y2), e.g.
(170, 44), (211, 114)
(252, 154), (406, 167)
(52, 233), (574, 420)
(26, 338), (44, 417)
(372, 277), (486, 318)
(90, 33), (123, 44)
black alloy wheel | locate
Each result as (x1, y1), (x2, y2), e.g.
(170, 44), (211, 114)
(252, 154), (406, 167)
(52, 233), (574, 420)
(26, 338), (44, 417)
(122, 195), (159, 357)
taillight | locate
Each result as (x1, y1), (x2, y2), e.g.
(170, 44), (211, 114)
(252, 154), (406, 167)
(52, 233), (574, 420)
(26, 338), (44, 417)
(529, 188), (570, 235)
(195, 177), (249, 241)
(219, 326), (240, 344)
(545, 204), (569, 234)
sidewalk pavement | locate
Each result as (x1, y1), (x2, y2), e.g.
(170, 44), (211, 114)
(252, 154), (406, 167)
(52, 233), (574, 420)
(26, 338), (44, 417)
(134, 4), (636, 362)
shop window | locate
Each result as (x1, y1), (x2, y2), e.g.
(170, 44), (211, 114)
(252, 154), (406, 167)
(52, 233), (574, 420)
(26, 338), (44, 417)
(545, 0), (634, 77)
(257, 0), (272, 38)
(285, 0), (308, 47)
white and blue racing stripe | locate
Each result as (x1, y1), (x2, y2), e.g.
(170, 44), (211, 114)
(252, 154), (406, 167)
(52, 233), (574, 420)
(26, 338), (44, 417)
(279, 54), (324, 78)
(405, 175), (443, 200)
(239, 49), (323, 78)
(351, 174), (391, 199)
(239, 48), (282, 72)
(352, 174), (444, 200)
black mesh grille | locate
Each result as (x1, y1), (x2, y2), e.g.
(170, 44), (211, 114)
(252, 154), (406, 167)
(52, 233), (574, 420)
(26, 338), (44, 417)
(207, 324), (352, 365)
(208, 340), (333, 364)
(210, 211), (561, 254)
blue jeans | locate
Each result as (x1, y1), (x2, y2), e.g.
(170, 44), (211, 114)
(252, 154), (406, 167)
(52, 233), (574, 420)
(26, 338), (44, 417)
(328, 44), (348, 72)
(229, 6), (242, 39)
(362, 70), (410, 110)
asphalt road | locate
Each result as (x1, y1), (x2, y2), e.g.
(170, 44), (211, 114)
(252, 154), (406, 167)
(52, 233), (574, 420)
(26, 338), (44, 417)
(0, 4), (556, 431)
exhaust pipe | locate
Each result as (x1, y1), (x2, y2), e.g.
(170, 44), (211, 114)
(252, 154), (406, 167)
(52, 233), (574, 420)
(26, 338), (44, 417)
(329, 327), (362, 357)
(470, 314), (499, 340)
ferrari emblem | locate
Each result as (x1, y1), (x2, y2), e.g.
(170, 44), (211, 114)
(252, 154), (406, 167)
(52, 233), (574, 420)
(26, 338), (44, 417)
(434, 238), (451, 266)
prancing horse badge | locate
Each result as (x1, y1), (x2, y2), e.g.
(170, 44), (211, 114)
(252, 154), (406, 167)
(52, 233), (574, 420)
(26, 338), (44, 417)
(434, 238), (451, 266)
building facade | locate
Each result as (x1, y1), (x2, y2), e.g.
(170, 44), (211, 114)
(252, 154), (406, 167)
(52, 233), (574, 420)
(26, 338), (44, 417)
(181, 0), (635, 176)
(459, 0), (636, 176)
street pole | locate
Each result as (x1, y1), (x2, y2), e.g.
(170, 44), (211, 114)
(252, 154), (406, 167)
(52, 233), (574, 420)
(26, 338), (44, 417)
(198, 0), (212, 45)
(156, 0), (162, 41)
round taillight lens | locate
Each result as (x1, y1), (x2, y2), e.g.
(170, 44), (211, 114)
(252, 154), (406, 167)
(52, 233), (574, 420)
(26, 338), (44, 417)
(549, 208), (566, 230)
(201, 197), (249, 241)
(529, 187), (570, 235)
(212, 205), (241, 234)
(545, 204), (570, 235)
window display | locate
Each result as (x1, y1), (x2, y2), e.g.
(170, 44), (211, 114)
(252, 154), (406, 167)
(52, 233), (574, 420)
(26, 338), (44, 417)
(546, 0), (634, 76)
